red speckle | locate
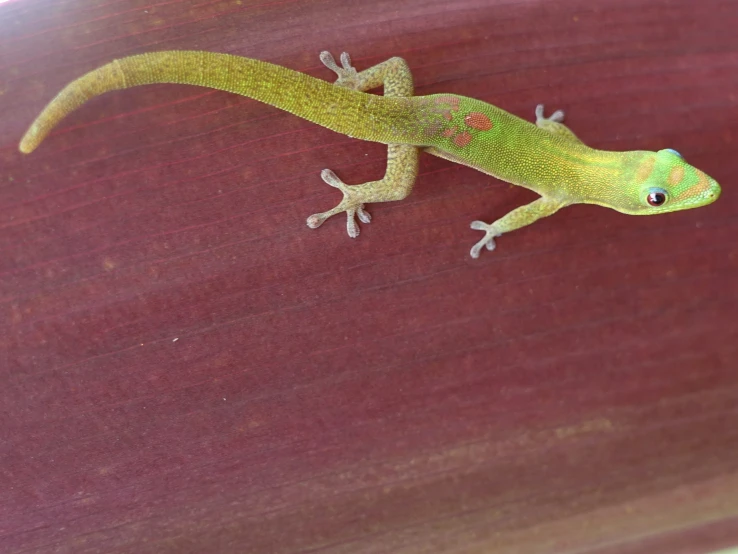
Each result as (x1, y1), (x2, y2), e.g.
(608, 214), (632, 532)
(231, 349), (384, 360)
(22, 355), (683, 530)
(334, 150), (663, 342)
(443, 111), (453, 120)
(442, 127), (456, 137)
(434, 95), (460, 110)
(424, 121), (444, 136)
(453, 131), (473, 147)
(464, 112), (493, 131)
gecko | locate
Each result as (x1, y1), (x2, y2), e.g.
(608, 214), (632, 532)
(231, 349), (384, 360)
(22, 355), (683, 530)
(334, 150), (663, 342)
(19, 50), (720, 258)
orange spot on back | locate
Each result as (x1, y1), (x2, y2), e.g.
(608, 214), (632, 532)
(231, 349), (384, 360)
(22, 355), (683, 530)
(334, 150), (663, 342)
(453, 131), (473, 147)
(464, 112), (493, 131)
(442, 127), (456, 137)
(443, 111), (453, 120)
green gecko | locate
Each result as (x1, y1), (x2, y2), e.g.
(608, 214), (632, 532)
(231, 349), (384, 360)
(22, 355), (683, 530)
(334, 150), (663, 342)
(19, 50), (720, 258)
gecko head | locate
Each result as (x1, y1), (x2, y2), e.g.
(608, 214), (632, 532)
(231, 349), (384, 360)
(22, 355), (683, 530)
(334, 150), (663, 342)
(617, 149), (720, 215)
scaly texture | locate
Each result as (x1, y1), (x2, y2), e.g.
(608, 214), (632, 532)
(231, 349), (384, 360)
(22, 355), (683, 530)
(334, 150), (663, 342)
(19, 50), (721, 257)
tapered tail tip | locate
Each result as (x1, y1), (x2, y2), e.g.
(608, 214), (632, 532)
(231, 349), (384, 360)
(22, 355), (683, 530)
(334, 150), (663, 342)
(19, 140), (34, 154)
(19, 127), (40, 154)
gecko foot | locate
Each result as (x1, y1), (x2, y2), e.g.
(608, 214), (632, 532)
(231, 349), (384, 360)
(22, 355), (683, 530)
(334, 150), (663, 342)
(469, 221), (501, 258)
(319, 51), (360, 89)
(535, 104), (565, 124)
(306, 169), (371, 238)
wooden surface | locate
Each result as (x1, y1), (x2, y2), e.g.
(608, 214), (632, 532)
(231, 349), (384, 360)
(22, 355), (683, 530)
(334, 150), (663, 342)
(2, 0), (737, 552)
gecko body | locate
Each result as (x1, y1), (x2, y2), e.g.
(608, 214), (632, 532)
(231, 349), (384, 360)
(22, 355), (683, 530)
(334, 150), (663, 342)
(19, 50), (720, 257)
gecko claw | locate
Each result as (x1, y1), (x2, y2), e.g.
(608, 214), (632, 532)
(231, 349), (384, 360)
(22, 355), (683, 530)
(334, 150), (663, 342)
(469, 220), (500, 258)
(306, 169), (371, 238)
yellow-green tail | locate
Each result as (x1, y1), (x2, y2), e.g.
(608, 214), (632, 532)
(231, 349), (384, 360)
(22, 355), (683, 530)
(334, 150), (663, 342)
(19, 51), (411, 153)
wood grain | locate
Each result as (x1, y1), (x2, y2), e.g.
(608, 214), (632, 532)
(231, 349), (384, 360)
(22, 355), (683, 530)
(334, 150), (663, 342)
(1, 0), (737, 552)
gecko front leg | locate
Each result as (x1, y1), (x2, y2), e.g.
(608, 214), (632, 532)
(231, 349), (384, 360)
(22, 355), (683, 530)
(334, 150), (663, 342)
(306, 51), (419, 238)
(470, 196), (567, 258)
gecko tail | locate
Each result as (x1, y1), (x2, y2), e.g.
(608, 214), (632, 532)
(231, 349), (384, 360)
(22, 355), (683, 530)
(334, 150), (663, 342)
(19, 50), (397, 154)
(19, 59), (131, 154)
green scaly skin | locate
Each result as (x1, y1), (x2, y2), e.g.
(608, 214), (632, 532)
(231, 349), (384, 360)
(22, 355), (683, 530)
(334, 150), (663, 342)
(19, 50), (720, 258)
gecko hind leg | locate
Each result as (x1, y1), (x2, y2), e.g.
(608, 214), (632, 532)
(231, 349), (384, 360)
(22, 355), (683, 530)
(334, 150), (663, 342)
(307, 143), (418, 237)
(306, 51), (418, 238)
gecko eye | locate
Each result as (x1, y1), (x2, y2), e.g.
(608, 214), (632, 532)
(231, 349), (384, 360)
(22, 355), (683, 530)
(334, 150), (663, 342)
(646, 188), (668, 207)
(664, 148), (682, 158)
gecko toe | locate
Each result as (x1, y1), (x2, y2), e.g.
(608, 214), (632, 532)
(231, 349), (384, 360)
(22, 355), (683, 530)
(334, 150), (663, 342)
(346, 209), (360, 238)
(356, 205), (371, 224)
(339, 52), (352, 70)
(319, 51), (341, 73)
(306, 212), (328, 229)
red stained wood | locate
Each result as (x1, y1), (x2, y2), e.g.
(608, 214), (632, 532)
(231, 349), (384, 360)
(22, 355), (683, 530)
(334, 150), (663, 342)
(1, 0), (737, 552)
